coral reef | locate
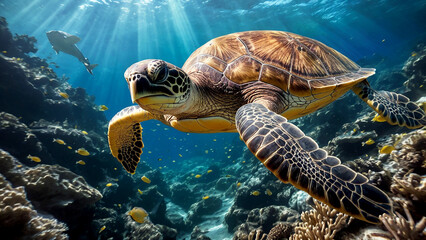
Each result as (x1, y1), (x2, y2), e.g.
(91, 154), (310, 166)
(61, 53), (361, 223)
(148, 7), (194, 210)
(403, 44), (426, 99)
(0, 174), (68, 239)
(289, 200), (352, 240)
(380, 203), (426, 240)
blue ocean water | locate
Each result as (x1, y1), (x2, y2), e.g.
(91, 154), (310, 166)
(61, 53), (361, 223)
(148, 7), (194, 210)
(1, 1), (426, 239)
(2, 0), (425, 171)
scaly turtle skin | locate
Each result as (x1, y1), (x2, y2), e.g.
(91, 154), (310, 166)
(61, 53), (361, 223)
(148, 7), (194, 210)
(108, 31), (426, 224)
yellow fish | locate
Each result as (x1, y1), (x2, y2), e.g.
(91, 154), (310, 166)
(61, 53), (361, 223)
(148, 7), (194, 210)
(205, 150), (209, 154)
(158, 158), (162, 161)
(382, 39), (386, 42)
(226, 175), (231, 178)
(141, 176), (151, 184)
(129, 207), (148, 223)
(2, 50), (7, 53)
(99, 226), (106, 233)
(138, 189), (143, 195)
(67, 146), (72, 149)
(172, 160), (176, 163)
(17, 164), (23, 168)
(106, 183), (113, 187)
(380, 145), (395, 154)
(81, 130), (88, 135)
(76, 160), (86, 165)
(251, 191), (260, 196)
(76, 148), (90, 156)
(99, 105), (108, 111)
(53, 138), (66, 145)
(118, 204), (122, 208)
(207, 170), (212, 173)
(242, 161), (246, 163)
(195, 174), (202, 178)
(179, 154), (183, 157)
(213, 139), (217, 141)
(27, 155), (41, 162)
(266, 189), (272, 196)
(202, 196), (209, 200)
(371, 114), (387, 122)
(411, 52), (417, 57)
(114, 167), (117, 170)
(362, 138), (375, 146)
(58, 92), (69, 99)
(353, 128), (357, 133)
(237, 182), (241, 187)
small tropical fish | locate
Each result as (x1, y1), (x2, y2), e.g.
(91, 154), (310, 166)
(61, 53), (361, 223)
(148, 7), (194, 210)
(53, 138), (66, 145)
(353, 128), (357, 133)
(76, 148), (90, 156)
(242, 161), (246, 163)
(99, 105), (108, 111)
(172, 160), (176, 163)
(27, 155), (41, 162)
(202, 196), (209, 200)
(205, 150), (209, 154)
(2, 50), (7, 53)
(266, 189), (272, 196)
(226, 175), (231, 178)
(106, 183), (113, 187)
(114, 167), (117, 170)
(380, 145), (395, 154)
(213, 139), (216, 141)
(207, 170), (212, 173)
(237, 182), (241, 187)
(138, 189), (143, 195)
(158, 158), (162, 161)
(361, 130), (365, 133)
(128, 207), (148, 223)
(362, 138), (375, 146)
(371, 114), (387, 122)
(118, 204), (122, 208)
(195, 174), (202, 178)
(251, 191), (260, 196)
(41, 66), (45, 69)
(382, 39), (386, 42)
(179, 154), (183, 157)
(420, 85), (424, 88)
(411, 52), (417, 57)
(99, 226), (106, 233)
(76, 160), (86, 165)
(148, 151), (152, 154)
(81, 130), (88, 135)
(17, 164), (23, 168)
(67, 146), (72, 149)
(141, 176), (151, 183)
(58, 92), (69, 99)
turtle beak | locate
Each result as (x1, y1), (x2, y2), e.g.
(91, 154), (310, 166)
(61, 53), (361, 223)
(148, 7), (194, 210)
(129, 80), (138, 103)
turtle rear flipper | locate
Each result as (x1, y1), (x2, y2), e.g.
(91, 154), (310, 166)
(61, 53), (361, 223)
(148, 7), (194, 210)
(353, 80), (426, 129)
(235, 103), (393, 223)
(108, 105), (154, 174)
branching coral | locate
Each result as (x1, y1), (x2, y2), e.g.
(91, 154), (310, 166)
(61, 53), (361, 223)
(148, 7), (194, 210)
(380, 203), (426, 240)
(289, 200), (352, 240)
(391, 173), (426, 202)
(391, 130), (426, 177)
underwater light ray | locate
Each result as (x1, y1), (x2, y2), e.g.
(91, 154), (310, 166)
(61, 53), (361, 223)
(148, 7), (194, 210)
(166, 0), (199, 55)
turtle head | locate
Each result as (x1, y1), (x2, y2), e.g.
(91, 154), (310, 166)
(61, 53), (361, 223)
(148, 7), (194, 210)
(124, 59), (190, 113)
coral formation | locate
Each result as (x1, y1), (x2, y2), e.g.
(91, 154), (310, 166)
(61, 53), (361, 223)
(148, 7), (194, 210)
(0, 174), (68, 239)
(380, 203), (426, 240)
(289, 199), (352, 240)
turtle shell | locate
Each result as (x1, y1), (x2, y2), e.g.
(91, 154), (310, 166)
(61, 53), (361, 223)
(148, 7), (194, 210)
(182, 31), (374, 98)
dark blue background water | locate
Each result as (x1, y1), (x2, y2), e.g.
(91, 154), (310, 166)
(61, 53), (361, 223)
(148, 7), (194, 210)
(1, 0), (425, 169)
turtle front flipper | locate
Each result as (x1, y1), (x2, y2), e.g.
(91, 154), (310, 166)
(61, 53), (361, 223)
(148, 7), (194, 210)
(235, 103), (393, 223)
(353, 80), (426, 129)
(108, 105), (155, 174)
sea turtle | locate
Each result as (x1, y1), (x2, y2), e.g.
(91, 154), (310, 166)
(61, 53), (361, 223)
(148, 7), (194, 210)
(108, 31), (426, 223)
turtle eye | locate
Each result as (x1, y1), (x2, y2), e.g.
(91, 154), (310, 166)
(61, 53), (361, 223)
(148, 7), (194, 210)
(147, 60), (168, 83)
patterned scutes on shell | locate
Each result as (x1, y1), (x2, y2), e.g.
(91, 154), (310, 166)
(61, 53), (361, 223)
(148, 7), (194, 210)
(182, 31), (368, 97)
